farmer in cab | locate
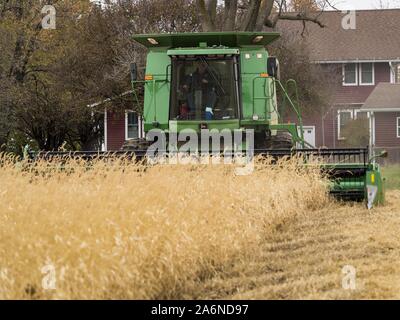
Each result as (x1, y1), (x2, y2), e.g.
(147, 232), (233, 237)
(182, 61), (217, 120)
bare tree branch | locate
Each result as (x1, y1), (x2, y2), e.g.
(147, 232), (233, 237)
(240, 0), (261, 31)
(255, 0), (274, 31)
(278, 12), (325, 28)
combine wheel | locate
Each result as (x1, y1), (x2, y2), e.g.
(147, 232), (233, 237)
(265, 131), (294, 149)
(121, 138), (152, 151)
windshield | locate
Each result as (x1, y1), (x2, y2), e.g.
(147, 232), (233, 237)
(170, 56), (239, 121)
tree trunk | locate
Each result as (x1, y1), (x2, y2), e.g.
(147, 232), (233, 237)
(196, 0), (216, 31)
(222, 0), (238, 31)
(255, 0), (274, 31)
(240, 0), (261, 31)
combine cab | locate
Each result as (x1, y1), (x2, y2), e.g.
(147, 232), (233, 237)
(30, 32), (386, 208)
(127, 32), (307, 151)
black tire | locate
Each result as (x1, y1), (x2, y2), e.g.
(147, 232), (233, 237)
(121, 138), (151, 151)
(265, 130), (294, 149)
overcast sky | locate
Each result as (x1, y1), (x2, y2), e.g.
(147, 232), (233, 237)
(331, 0), (400, 10)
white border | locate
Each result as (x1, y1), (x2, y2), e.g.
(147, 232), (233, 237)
(125, 110), (140, 140)
(395, 63), (400, 84)
(390, 62), (395, 84)
(359, 62), (375, 86)
(316, 59), (400, 64)
(397, 117), (400, 138)
(362, 108), (400, 112)
(104, 108), (108, 151)
(368, 112), (375, 155)
(342, 63), (358, 86)
(354, 109), (370, 119)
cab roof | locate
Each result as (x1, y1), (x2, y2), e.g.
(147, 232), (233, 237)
(132, 32), (280, 49)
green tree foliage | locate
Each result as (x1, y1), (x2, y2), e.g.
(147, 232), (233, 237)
(0, 1), (109, 151)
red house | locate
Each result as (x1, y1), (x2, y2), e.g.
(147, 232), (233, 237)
(104, 108), (144, 151)
(275, 9), (400, 162)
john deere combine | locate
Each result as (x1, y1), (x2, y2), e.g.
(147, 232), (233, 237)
(121, 32), (385, 207)
(34, 32), (386, 208)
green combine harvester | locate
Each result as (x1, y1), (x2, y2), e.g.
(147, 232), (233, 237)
(34, 32), (387, 208)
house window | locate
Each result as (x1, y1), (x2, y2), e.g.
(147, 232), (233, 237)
(338, 110), (353, 139)
(343, 63), (358, 85)
(397, 117), (400, 138)
(359, 63), (374, 85)
(393, 63), (400, 84)
(126, 111), (139, 139)
(355, 110), (369, 120)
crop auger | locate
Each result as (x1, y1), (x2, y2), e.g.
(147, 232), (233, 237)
(30, 32), (387, 208)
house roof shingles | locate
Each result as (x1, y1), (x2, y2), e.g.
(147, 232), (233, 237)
(274, 9), (400, 62)
(361, 83), (400, 111)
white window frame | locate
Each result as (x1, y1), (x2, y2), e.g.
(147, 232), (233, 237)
(390, 62), (400, 84)
(397, 117), (400, 138)
(394, 63), (400, 84)
(337, 109), (354, 140)
(354, 109), (370, 120)
(359, 62), (375, 86)
(342, 63), (358, 86)
(125, 111), (139, 140)
(390, 62), (395, 83)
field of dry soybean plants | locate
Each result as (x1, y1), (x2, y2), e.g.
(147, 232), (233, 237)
(0, 154), (399, 300)
(0, 154), (328, 299)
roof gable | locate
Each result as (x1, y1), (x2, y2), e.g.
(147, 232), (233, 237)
(362, 83), (400, 111)
(274, 9), (400, 62)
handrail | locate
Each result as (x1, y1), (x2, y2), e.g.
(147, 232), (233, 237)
(273, 79), (307, 148)
(250, 76), (309, 149)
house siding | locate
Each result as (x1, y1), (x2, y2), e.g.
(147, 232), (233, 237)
(289, 105), (364, 148)
(106, 111), (125, 151)
(375, 112), (400, 147)
(374, 112), (400, 163)
(299, 62), (392, 148)
(334, 63), (391, 104)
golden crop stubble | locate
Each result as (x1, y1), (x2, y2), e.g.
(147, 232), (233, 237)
(0, 154), (329, 299)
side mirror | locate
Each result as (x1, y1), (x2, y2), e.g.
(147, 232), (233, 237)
(130, 63), (137, 82)
(267, 57), (280, 79)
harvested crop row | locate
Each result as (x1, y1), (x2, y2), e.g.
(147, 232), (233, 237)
(0, 155), (329, 299)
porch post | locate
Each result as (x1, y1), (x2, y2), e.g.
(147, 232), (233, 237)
(104, 107), (108, 151)
(369, 111), (375, 157)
